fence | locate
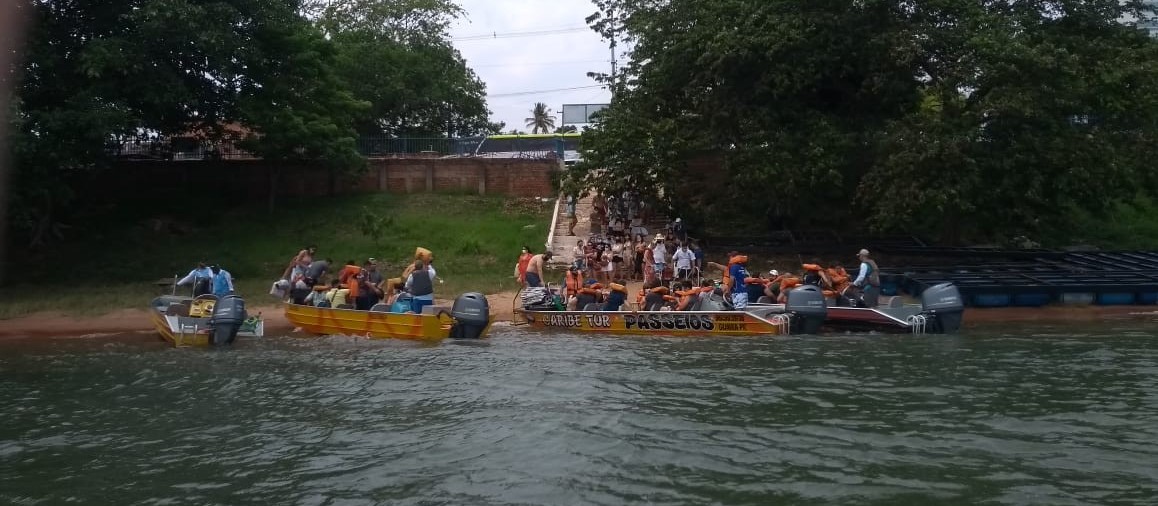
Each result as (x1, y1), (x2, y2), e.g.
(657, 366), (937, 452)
(107, 135), (577, 161)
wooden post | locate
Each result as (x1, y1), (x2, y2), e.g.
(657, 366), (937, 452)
(478, 162), (487, 195)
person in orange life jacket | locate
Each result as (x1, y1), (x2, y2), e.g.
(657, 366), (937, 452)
(744, 270), (768, 303)
(728, 255), (759, 310)
(353, 266), (380, 311)
(575, 279), (603, 309)
(405, 260), (437, 314)
(852, 248), (881, 308)
(603, 280), (628, 311)
(338, 260), (360, 289)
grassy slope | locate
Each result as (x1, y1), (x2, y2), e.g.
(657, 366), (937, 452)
(1, 193), (552, 318)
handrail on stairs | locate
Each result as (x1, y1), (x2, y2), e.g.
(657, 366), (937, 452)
(545, 191), (563, 252)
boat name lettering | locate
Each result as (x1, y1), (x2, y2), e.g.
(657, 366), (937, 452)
(713, 315), (745, 323)
(545, 314), (584, 328)
(623, 314), (715, 331)
(584, 314), (611, 328)
(716, 323), (746, 331)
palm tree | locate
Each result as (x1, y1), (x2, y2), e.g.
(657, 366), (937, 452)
(524, 102), (556, 134)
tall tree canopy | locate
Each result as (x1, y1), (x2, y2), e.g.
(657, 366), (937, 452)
(571, 0), (1158, 243)
(8, 0), (493, 250)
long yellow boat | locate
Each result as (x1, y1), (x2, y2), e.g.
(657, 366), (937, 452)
(283, 292), (493, 341)
(514, 308), (795, 336)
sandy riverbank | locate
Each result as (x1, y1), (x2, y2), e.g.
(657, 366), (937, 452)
(0, 290), (1153, 339)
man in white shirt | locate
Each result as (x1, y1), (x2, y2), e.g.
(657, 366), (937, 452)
(672, 244), (695, 280)
(651, 236), (668, 282)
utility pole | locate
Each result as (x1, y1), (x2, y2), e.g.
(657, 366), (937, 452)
(609, 6), (617, 96)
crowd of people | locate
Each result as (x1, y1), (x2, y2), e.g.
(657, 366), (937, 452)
(523, 244), (883, 312)
(271, 245), (441, 313)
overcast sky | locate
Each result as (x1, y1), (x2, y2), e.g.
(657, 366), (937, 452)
(449, 0), (614, 132)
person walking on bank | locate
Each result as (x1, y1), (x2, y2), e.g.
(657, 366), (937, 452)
(852, 249), (881, 308)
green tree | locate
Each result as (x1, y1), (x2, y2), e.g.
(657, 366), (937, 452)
(525, 102), (556, 134)
(316, 0), (492, 137)
(575, 0), (1158, 244)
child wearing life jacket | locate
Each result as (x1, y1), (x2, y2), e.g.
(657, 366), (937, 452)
(642, 283), (672, 311)
(603, 281), (628, 311)
(675, 281), (699, 311)
(575, 280), (604, 310)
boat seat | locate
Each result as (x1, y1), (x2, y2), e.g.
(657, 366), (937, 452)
(583, 303), (603, 311)
(369, 303), (390, 313)
(176, 316), (205, 332)
(885, 296), (903, 308)
(167, 302), (191, 317)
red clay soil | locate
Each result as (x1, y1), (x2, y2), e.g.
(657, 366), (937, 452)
(0, 293), (524, 340)
(0, 298), (1152, 339)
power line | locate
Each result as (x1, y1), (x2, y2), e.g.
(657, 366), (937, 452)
(452, 26), (590, 42)
(470, 58), (608, 69)
(488, 85), (604, 98)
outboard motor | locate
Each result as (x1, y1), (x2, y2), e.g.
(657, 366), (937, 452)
(209, 295), (247, 346)
(449, 292), (490, 339)
(919, 283), (964, 334)
(785, 285), (828, 334)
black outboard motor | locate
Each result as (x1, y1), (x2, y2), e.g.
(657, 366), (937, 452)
(785, 285), (828, 334)
(449, 292), (490, 339)
(919, 283), (964, 334)
(209, 295), (247, 346)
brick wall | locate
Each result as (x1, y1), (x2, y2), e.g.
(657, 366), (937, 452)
(101, 158), (559, 198)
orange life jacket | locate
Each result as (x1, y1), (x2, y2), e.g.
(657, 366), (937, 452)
(722, 255), (747, 292)
(676, 289), (698, 310)
(565, 271), (581, 296)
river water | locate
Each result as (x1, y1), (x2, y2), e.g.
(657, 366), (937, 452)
(2, 323), (1157, 505)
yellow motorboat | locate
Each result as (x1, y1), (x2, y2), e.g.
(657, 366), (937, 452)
(150, 295), (264, 347)
(284, 292), (493, 340)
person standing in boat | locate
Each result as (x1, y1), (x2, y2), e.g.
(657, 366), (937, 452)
(728, 255), (756, 310)
(177, 262), (214, 297)
(523, 251), (553, 288)
(404, 260), (437, 314)
(304, 258), (331, 288)
(209, 265), (234, 297)
(852, 249), (881, 308)
(672, 243), (695, 280)
(283, 245), (317, 284)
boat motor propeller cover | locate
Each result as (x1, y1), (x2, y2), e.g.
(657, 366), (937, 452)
(919, 282), (964, 334)
(209, 295), (247, 346)
(785, 285), (827, 334)
(449, 292), (490, 339)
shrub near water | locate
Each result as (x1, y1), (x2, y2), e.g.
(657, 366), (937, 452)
(0, 194), (552, 318)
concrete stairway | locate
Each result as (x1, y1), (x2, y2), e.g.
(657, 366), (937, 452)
(546, 193), (594, 267)
(545, 193), (685, 269)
